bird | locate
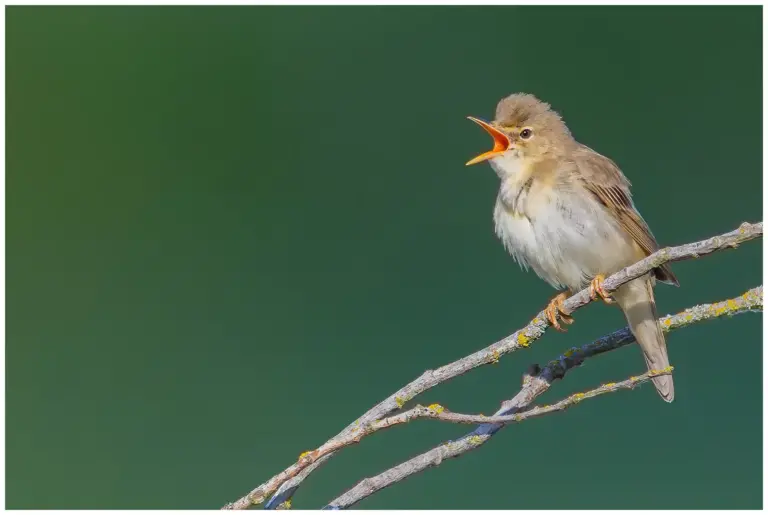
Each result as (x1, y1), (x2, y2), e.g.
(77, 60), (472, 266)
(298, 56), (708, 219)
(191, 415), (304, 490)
(465, 93), (679, 402)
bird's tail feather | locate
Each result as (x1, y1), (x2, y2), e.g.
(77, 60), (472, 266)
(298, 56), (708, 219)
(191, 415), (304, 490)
(613, 275), (674, 402)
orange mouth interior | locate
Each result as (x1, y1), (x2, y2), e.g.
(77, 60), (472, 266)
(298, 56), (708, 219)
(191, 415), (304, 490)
(465, 117), (511, 166)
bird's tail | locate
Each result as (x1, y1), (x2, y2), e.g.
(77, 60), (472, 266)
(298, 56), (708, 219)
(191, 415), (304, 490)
(613, 275), (674, 402)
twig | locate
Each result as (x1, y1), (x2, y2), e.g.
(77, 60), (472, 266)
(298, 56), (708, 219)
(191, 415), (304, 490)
(222, 221), (762, 510)
(323, 286), (762, 509)
(354, 367), (673, 427)
(260, 367), (672, 496)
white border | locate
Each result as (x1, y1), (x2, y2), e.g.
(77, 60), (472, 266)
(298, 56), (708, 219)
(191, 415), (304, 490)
(1, 2), (764, 514)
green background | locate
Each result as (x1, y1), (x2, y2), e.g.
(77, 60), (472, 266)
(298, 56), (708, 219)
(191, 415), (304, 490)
(7, 6), (762, 510)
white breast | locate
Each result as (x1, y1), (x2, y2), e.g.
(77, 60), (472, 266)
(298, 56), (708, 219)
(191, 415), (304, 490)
(490, 155), (637, 292)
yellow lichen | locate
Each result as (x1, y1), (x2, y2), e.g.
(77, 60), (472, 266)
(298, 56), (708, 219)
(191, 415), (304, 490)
(489, 349), (501, 364)
(298, 450), (312, 460)
(250, 494), (267, 505)
(280, 499), (293, 509)
(572, 392), (586, 402)
(726, 299), (738, 310)
(603, 382), (616, 388)
(468, 435), (484, 445)
(517, 332), (530, 347)
(427, 403), (445, 414)
(395, 396), (406, 408)
(663, 318), (672, 327)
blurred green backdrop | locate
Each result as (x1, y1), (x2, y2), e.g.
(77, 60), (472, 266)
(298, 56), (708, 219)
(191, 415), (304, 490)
(7, 6), (762, 510)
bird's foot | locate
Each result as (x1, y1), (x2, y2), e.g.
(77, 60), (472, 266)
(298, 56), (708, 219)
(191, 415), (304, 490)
(545, 292), (573, 332)
(589, 274), (616, 304)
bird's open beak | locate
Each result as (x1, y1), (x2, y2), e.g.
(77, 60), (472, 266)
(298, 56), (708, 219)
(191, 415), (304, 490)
(465, 117), (511, 166)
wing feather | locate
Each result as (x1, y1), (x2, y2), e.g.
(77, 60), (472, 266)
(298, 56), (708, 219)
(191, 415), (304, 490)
(573, 145), (679, 286)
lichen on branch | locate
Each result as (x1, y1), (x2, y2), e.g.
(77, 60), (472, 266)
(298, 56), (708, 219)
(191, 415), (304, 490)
(221, 221), (762, 511)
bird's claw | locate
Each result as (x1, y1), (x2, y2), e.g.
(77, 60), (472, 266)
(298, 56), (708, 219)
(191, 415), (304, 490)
(545, 292), (573, 332)
(589, 274), (615, 304)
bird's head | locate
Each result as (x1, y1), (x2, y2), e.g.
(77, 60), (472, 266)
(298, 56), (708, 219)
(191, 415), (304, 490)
(465, 93), (574, 166)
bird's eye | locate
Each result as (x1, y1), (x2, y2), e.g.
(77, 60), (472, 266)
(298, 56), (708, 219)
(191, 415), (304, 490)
(520, 128), (533, 139)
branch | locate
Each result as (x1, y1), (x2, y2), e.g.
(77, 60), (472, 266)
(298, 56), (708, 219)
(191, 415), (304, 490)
(222, 221), (762, 510)
(357, 366), (673, 426)
(255, 367), (673, 494)
(323, 286), (763, 509)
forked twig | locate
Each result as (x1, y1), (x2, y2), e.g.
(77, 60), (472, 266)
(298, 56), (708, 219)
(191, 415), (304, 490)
(323, 286), (762, 509)
(222, 222), (762, 510)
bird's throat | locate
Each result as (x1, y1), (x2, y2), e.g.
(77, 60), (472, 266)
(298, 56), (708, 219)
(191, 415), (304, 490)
(489, 151), (529, 182)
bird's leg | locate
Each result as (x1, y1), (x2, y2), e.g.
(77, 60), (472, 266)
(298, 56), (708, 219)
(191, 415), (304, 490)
(544, 291), (573, 332)
(589, 274), (616, 304)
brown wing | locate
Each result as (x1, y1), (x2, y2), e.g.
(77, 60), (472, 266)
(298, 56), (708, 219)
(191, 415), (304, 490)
(573, 145), (679, 286)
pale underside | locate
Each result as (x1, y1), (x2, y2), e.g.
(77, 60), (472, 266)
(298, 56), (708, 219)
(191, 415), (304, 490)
(491, 151), (645, 293)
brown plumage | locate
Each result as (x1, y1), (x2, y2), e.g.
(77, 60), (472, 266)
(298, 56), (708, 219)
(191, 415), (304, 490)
(467, 93), (678, 402)
(572, 144), (679, 287)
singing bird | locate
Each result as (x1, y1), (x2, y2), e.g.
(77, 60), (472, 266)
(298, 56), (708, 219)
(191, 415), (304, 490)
(466, 93), (679, 402)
